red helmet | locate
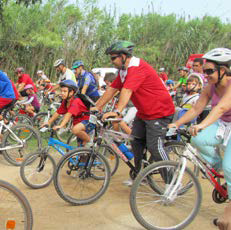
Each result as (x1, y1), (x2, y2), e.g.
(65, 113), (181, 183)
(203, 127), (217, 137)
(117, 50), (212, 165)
(15, 67), (25, 73)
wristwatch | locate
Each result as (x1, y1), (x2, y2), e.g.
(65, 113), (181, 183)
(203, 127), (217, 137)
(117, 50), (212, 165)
(114, 109), (122, 116)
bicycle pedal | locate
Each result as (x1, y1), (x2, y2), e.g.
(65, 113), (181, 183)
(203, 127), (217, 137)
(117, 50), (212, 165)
(66, 170), (71, 175)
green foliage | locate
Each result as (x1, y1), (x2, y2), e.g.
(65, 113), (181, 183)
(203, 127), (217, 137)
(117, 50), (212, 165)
(0, 0), (231, 81)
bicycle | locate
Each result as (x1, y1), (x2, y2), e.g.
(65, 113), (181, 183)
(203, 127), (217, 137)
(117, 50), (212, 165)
(0, 108), (42, 166)
(130, 128), (228, 230)
(0, 179), (33, 230)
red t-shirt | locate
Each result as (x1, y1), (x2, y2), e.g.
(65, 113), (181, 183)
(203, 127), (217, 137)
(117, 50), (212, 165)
(56, 97), (89, 125)
(111, 57), (175, 120)
(17, 74), (37, 92)
(10, 80), (20, 100)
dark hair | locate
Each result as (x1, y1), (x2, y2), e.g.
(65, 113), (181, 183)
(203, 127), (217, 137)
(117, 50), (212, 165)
(193, 58), (204, 65)
(104, 72), (117, 83)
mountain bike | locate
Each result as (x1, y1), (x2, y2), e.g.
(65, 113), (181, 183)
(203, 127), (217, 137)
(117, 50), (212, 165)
(130, 128), (228, 230)
(0, 179), (33, 230)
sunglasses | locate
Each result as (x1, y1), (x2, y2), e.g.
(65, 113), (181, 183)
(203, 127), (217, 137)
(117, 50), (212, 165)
(110, 55), (120, 61)
(192, 65), (199, 67)
(203, 68), (217, 75)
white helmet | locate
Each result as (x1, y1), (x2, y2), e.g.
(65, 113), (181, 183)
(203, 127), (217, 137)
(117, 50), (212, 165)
(203, 48), (231, 66)
(37, 70), (43, 74)
(53, 59), (65, 67)
(187, 73), (204, 87)
(159, 67), (165, 72)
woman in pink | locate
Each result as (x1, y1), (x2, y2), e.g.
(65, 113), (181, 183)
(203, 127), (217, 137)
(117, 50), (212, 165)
(169, 48), (231, 229)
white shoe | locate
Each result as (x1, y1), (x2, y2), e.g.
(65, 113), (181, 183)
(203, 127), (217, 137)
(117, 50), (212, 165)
(123, 179), (133, 186)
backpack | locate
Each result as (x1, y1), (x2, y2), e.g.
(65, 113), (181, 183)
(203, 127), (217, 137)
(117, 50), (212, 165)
(75, 93), (96, 110)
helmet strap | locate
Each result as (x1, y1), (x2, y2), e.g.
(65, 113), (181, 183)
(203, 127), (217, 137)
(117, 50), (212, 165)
(186, 83), (198, 94)
(121, 55), (127, 70)
(215, 66), (225, 87)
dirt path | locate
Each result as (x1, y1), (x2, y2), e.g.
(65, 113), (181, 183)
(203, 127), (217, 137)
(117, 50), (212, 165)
(0, 154), (225, 230)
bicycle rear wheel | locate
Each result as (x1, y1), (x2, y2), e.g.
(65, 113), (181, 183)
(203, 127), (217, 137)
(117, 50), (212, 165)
(0, 180), (33, 230)
(54, 148), (110, 205)
(130, 161), (202, 230)
(2, 124), (42, 166)
(20, 151), (56, 189)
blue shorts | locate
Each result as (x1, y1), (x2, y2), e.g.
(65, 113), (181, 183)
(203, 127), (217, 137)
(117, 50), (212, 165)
(81, 120), (95, 134)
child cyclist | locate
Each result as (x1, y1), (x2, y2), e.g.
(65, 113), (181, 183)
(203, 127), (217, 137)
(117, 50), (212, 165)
(43, 80), (93, 146)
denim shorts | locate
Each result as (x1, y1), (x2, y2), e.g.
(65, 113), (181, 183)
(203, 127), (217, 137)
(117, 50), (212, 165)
(81, 120), (95, 134)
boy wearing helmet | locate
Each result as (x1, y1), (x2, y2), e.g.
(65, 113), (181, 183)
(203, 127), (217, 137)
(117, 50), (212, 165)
(24, 84), (41, 116)
(72, 60), (100, 102)
(169, 48), (231, 228)
(43, 80), (93, 146)
(94, 40), (175, 185)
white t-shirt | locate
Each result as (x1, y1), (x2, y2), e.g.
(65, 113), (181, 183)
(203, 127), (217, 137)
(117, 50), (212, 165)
(58, 68), (76, 83)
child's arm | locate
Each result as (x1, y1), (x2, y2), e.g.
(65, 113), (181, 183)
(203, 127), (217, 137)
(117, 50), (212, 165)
(54, 112), (72, 129)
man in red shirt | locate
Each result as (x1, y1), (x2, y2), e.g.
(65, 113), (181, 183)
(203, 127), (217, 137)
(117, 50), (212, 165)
(95, 40), (175, 184)
(158, 67), (168, 83)
(15, 67), (37, 96)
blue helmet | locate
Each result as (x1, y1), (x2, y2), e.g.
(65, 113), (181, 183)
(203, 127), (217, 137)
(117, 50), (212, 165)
(59, 80), (78, 92)
(166, 79), (174, 85)
(72, 60), (84, 69)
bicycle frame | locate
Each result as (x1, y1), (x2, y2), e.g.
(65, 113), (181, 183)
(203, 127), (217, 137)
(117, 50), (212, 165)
(175, 132), (228, 199)
(0, 120), (24, 151)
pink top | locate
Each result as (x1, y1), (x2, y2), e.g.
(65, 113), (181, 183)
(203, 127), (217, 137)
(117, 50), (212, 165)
(211, 80), (231, 122)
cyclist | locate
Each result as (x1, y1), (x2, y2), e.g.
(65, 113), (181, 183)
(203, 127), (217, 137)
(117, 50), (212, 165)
(36, 70), (49, 86)
(168, 48), (231, 228)
(72, 60), (100, 102)
(15, 67), (37, 96)
(50, 59), (76, 93)
(43, 80), (93, 146)
(93, 40), (175, 185)
(0, 71), (15, 113)
(174, 66), (189, 90)
(23, 84), (41, 116)
(158, 67), (168, 83)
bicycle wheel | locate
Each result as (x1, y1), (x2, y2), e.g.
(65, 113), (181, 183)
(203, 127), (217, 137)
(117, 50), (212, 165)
(13, 114), (34, 126)
(32, 112), (49, 129)
(54, 148), (111, 205)
(2, 124), (42, 166)
(130, 161), (202, 230)
(98, 144), (119, 176)
(164, 141), (199, 176)
(55, 118), (73, 143)
(0, 180), (33, 230)
(20, 151), (56, 189)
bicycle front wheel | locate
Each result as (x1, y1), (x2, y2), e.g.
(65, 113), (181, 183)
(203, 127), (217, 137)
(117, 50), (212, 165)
(130, 161), (202, 230)
(54, 148), (111, 205)
(20, 152), (56, 189)
(2, 124), (42, 166)
(0, 180), (33, 230)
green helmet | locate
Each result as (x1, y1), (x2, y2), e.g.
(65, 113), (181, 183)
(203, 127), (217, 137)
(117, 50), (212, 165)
(105, 40), (135, 56)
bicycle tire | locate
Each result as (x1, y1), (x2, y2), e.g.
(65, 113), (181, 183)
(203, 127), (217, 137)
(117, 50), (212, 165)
(32, 112), (49, 129)
(20, 151), (56, 189)
(67, 135), (119, 177)
(2, 124), (42, 166)
(0, 179), (33, 230)
(54, 147), (111, 205)
(13, 114), (34, 126)
(164, 141), (200, 176)
(130, 161), (202, 230)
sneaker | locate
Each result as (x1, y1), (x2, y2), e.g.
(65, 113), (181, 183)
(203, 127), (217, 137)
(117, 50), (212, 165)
(123, 179), (133, 186)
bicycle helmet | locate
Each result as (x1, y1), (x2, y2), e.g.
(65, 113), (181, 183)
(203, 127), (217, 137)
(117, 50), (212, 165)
(159, 67), (165, 72)
(203, 48), (231, 67)
(53, 59), (65, 67)
(59, 80), (78, 92)
(24, 84), (34, 90)
(71, 60), (84, 69)
(105, 40), (135, 56)
(166, 79), (174, 85)
(178, 66), (189, 72)
(187, 73), (204, 87)
(37, 70), (43, 74)
(15, 67), (25, 73)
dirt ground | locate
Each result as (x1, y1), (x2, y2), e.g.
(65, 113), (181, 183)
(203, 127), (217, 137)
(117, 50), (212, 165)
(0, 153), (226, 230)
